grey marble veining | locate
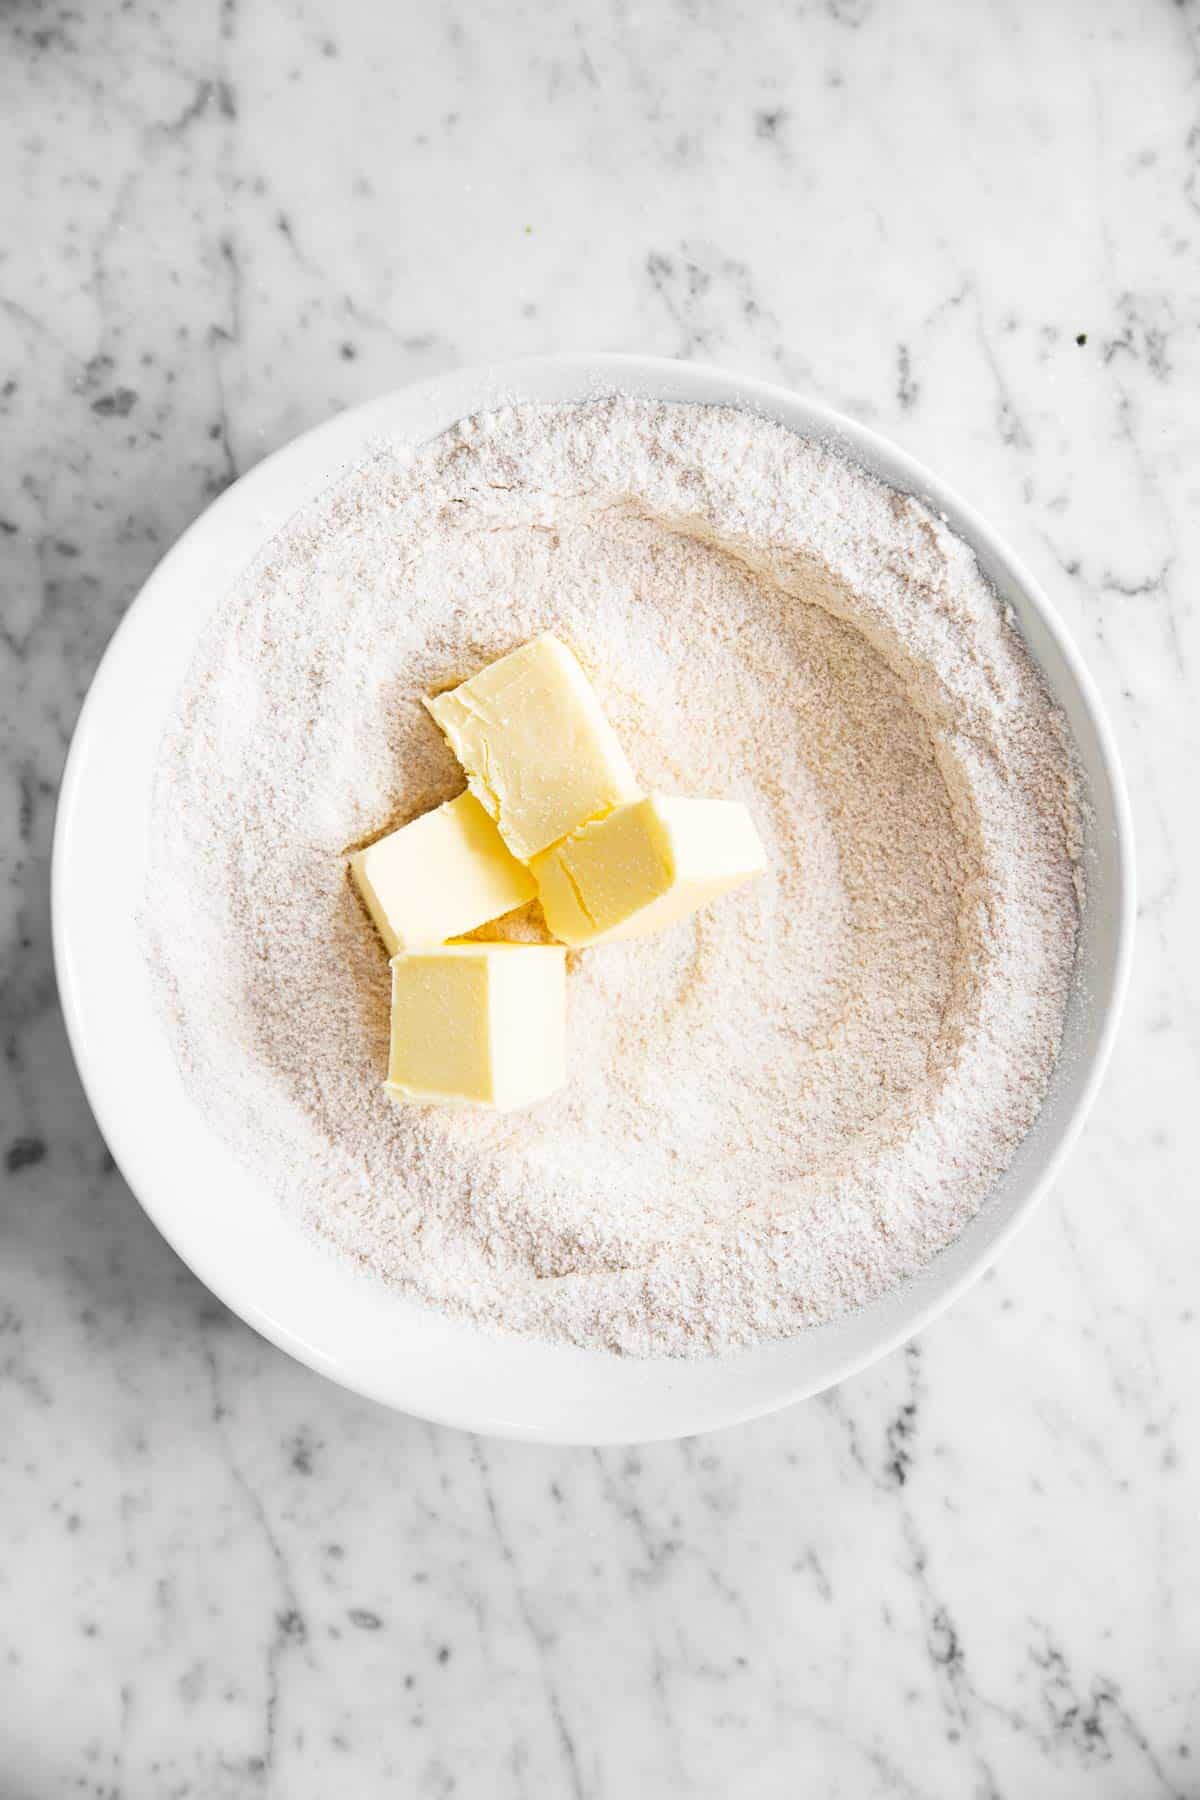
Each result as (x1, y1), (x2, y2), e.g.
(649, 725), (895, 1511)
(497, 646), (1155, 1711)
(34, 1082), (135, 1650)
(1, 0), (1197, 1794)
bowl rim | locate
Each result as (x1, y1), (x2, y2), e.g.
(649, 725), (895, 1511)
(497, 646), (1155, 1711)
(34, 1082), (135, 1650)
(52, 352), (1136, 1443)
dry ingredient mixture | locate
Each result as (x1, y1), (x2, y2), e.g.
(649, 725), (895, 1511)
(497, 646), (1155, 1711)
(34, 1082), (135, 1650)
(144, 398), (1081, 1356)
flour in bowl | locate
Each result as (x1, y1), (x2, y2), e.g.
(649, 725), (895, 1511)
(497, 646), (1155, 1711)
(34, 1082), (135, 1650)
(143, 398), (1080, 1356)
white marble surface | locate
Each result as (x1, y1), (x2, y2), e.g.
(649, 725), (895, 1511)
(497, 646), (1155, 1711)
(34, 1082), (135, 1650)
(1, 0), (1197, 1793)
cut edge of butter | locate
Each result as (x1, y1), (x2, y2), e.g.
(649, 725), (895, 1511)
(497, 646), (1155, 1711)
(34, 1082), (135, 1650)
(531, 794), (768, 947)
(385, 941), (567, 1112)
(424, 634), (640, 861)
(349, 790), (536, 955)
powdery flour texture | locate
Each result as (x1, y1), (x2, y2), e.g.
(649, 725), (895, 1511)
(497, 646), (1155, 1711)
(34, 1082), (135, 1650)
(144, 398), (1080, 1356)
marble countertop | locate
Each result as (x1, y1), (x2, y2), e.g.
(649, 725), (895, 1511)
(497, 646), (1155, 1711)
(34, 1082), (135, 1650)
(2, 1), (1196, 1793)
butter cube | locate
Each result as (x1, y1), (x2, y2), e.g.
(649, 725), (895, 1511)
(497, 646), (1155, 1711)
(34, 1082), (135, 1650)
(349, 791), (535, 955)
(531, 795), (767, 947)
(386, 943), (566, 1110)
(425, 634), (640, 862)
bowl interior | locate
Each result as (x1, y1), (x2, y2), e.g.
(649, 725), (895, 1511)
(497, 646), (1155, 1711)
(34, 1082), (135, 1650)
(53, 354), (1133, 1443)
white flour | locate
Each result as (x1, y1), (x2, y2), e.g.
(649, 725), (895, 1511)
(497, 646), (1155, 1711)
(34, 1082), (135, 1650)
(144, 398), (1080, 1356)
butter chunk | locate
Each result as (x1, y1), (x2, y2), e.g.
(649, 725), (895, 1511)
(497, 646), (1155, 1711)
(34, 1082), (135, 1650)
(349, 791), (535, 955)
(386, 943), (566, 1111)
(531, 795), (767, 947)
(425, 634), (640, 862)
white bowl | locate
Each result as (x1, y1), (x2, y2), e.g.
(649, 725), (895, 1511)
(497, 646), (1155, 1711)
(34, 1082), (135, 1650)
(53, 354), (1134, 1444)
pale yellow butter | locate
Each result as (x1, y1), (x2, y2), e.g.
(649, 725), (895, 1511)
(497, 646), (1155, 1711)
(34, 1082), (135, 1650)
(385, 942), (566, 1111)
(424, 634), (640, 862)
(531, 795), (767, 947)
(349, 791), (535, 955)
